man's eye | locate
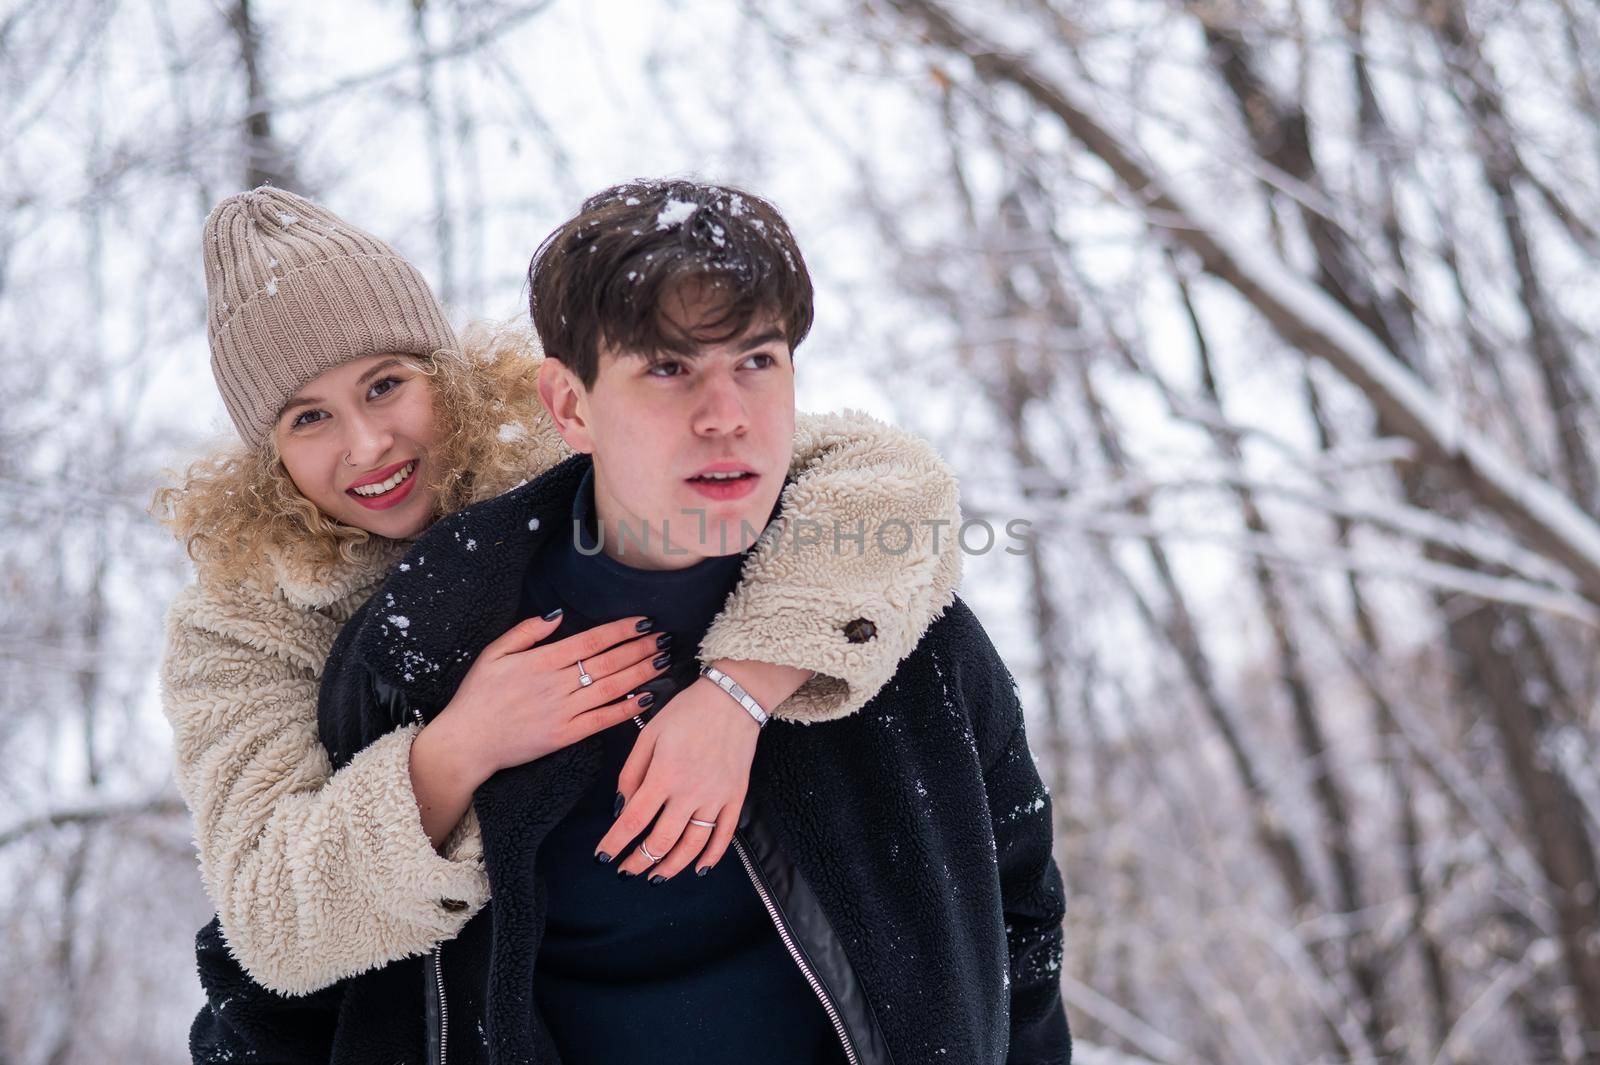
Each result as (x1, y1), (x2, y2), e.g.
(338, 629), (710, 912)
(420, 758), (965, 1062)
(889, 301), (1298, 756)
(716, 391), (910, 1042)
(369, 376), (402, 398)
(291, 409), (327, 428)
(647, 361), (683, 378)
(744, 353), (776, 369)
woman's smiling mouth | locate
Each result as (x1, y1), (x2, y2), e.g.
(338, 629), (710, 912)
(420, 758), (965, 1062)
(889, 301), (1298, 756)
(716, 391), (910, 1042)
(347, 460), (419, 510)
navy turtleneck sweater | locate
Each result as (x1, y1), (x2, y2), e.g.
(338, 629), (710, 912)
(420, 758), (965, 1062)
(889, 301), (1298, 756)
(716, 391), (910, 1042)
(516, 467), (847, 1065)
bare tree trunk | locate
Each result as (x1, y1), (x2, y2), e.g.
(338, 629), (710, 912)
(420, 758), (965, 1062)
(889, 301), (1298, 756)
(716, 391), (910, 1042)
(453, 49), (486, 315)
(1340, 0), (1413, 329)
(1430, 197), (1542, 467)
(1455, 607), (1600, 1060)
(1073, 354), (1361, 1061)
(1304, 369), (1466, 1063)
(1192, 5), (1424, 374)
(42, 837), (89, 1065)
(1173, 263), (1398, 1061)
(225, 0), (295, 191)
(1420, 0), (1600, 516)
(1554, 0), (1600, 184)
(151, 0), (218, 211)
(411, 0), (456, 307)
(930, 94), (1077, 823)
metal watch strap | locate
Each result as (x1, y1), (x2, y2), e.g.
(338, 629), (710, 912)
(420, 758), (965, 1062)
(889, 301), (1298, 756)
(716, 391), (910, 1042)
(698, 664), (771, 728)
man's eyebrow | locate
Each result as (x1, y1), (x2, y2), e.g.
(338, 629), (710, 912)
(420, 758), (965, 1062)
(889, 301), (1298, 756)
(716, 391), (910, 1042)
(740, 329), (786, 352)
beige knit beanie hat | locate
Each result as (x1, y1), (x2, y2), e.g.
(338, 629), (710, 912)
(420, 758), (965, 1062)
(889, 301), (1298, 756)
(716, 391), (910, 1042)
(203, 186), (459, 450)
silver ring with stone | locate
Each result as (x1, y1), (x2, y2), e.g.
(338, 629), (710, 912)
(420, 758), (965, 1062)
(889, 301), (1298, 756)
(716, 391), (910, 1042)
(639, 841), (663, 863)
(688, 818), (717, 829)
(576, 659), (593, 687)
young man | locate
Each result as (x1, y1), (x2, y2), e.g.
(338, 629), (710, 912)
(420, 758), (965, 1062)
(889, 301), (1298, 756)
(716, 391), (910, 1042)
(203, 180), (1071, 1064)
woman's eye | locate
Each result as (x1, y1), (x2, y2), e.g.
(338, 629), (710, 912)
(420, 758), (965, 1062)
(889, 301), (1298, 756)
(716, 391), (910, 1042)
(369, 376), (402, 398)
(291, 409), (327, 429)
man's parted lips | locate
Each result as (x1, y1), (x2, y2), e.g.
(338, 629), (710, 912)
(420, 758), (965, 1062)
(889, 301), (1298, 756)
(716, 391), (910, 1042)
(687, 461), (757, 481)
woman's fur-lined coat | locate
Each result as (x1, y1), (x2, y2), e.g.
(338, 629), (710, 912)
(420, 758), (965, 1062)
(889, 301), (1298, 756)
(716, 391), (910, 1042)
(160, 381), (963, 997)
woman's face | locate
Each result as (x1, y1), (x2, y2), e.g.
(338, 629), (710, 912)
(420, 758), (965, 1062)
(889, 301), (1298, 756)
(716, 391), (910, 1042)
(272, 353), (441, 540)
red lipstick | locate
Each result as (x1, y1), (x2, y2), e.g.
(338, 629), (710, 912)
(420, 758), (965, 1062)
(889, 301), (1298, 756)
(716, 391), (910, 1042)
(346, 459), (420, 510)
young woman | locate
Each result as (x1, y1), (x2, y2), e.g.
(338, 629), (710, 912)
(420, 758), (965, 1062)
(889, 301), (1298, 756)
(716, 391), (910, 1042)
(154, 186), (962, 998)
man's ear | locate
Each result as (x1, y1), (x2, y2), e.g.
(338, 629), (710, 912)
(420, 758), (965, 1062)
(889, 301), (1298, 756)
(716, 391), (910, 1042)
(536, 356), (595, 454)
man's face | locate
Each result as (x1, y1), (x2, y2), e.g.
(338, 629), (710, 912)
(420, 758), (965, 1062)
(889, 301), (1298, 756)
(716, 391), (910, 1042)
(538, 292), (796, 570)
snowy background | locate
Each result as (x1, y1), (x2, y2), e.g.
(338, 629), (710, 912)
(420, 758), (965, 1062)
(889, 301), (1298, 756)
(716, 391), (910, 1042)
(4, 0), (1600, 1061)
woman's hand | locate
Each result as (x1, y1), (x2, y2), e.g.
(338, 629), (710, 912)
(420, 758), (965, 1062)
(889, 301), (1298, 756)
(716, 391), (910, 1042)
(411, 611), (671, 847)
(596, 659), (813, 881)
(443, 610), (673, 776)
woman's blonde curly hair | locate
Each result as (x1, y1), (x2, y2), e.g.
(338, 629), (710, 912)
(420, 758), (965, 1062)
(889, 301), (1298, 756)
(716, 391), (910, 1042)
(151, 323), (562, 586)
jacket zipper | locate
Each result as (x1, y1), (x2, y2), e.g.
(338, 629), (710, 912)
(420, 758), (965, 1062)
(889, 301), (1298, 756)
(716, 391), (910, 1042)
(630, 713), (858, 1065)
(731, 834), (860, 1065)
(430, 946), (449, 1065)
(411, 706), (450, 1065)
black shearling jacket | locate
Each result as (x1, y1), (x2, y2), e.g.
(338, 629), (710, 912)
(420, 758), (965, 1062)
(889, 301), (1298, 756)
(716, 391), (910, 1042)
(191, 454), (1071, 1065)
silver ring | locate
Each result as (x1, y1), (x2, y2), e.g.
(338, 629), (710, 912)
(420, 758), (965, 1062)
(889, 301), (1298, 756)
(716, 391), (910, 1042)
(576, 659), (593, 687)
(688, 818), (716, 829)
(639, 841), (663, 863)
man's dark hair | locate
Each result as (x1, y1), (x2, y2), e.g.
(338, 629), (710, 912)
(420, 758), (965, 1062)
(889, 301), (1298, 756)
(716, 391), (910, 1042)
(527, 178), (814, 388)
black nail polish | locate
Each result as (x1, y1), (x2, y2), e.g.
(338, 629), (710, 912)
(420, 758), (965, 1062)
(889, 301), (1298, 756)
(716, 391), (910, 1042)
(649, 875), (666, 886)
(636, 618), (654, 632)
(655, 633), (673, 650)
(614, 792), (625, 817)
(695, 866), (709, 877)
(594, 851), (613, 865)
(652, 652), (671, 669)
(542, 607), (563, 621)
(617, 869), (635, 880)
(637, 692), (655, 709)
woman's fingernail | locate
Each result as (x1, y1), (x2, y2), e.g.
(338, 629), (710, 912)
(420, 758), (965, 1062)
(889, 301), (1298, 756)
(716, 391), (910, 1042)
(637, 692), (655, 709)
(649, 875), (666, 886)
(655, 633), (673, 650)
(652, 652), (671, 669)
(542, 607), (563, 621)
(614, 792), (625, 817)
(617, 869), (635, 880)
(594, 851), (613, 865)
(636, 618), (654, 632)
(695, 866), (709, 877)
